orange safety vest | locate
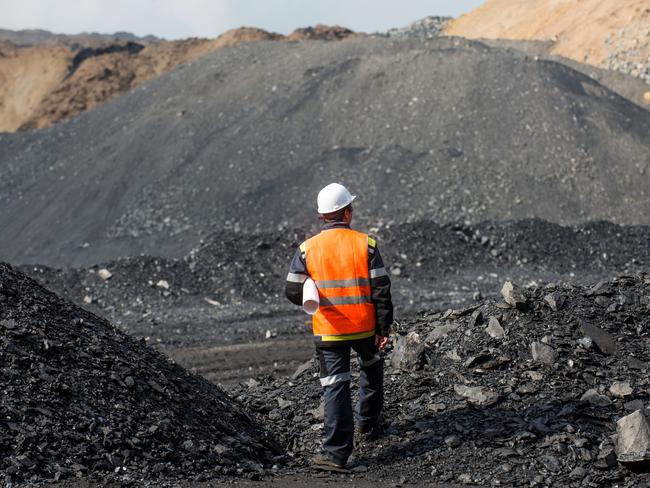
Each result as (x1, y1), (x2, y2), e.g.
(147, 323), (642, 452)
(303, 228), (376, 342)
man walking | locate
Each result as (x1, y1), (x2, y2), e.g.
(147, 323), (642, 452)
(285, 183), (394, 470)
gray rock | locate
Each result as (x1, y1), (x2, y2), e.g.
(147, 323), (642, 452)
(625, 399), (645, 412)
(580, 322), (617, 355)
(595, 295), (610, 306)
(485, 316), (505, 339)
(543, 292), (565, 311)
(617, 410), (650, 464)
(454, 384), (499, 406)
(577, 336), (593, 349)
(531, 342), (558, 365)
(526, 370), (544, 381)
(516, 383), (539, 395)
(425, 323), (459, 344)
(97, 268), (113, 280)
(609, 381), (633, 398)
(574, 438), (589, 448)
(427, 402), (446, 412)
(469, 309), (483, 327)
(309, 401), (324, 421)
(155, 279), (170, 290)
(445, 434), (461, 448)
(457, 473), (473, 484)
(596, 446), (618, 469)
(586, 280), (611, 297)
(277, 398), (294, 409)
(500, 281), (527, 310)
(627, 356), (649, 370)
(391, 331), (425, 371)
(446, 305), (480, 319)
(569, 467), (588, 479)
(291, 359), (314, 379)
(542, 454), (561, 472)
(1, 319), (17, 329)
(580, 389), (612, 406)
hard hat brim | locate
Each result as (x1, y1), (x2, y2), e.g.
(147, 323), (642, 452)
(317, 195), (356, 214)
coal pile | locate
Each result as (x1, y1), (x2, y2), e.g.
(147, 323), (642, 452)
(232, 274), (650, 486)
(0, 263), (279, 484)
(14, 219), (650, 356)
(1, 36), (649, 267)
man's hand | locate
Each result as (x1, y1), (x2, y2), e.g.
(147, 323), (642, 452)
(375, 334), (390, 351)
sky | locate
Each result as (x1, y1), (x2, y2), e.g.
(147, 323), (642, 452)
(1, 0), (484, 39)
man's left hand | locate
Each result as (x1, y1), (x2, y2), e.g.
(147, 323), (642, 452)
(375, 334), (390, 351)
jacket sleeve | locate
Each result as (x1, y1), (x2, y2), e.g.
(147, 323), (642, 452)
(285, 242), (309, 306)
(368, 237), (393, 337)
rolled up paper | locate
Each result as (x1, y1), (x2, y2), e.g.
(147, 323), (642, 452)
(302, 278), (319, 315)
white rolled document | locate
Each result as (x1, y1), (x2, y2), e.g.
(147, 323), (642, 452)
(302, 278), (320, 315)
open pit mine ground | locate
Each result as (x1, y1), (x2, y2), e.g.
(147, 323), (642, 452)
(2, 20), (650, 488)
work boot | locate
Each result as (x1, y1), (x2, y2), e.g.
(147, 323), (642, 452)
(311, 454), (348, 472)
(356, 421), (382, 442)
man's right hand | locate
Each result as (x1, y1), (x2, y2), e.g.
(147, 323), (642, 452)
(375, 334), (390, 351)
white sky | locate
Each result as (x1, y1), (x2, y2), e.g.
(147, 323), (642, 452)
(1, 0), (484, 39)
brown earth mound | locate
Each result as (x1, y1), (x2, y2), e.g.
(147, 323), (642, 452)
(0, 25), (356, 132)
(444, 0), (650, 90)
(16, 28), (281, 131)
(286, 24), (358, 41)
(0, 43), (73, 132)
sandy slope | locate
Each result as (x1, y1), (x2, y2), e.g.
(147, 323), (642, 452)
(0, 26), (354, 132)
(18, 29), (282, 131)
(0, 43), (72, 132)
(445, 0), (650, 79)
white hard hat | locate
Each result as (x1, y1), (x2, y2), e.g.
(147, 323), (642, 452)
(317, 183), (356, 214)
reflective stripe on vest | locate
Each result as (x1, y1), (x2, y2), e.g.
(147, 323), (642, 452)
(304, 228), (376, 340)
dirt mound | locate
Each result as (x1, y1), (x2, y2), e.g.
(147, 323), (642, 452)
(0, 27), (283, 132)
(444, 0), (650, 87)
(286, 25), (358, 41)
(0, 263), (278, 483)
(233, 273), (650, 485)
(0, 25), (355, 132)
(16, 29), (282, 131)
(1, 37), (649, 266)
(0, 42), (73, 132)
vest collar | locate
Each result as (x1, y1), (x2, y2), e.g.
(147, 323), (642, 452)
(321, 221), (350, 231)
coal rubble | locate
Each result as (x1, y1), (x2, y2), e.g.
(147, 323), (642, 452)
(0, 263), (279, 484)
(232, 274), (650, 486)
(385, 16), (451, 39)
(5, 219), (650, 485)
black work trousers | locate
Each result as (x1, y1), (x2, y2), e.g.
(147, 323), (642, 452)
(316, 337), (384, 464)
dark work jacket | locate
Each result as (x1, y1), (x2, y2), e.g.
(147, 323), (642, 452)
(285, 222), (394, 346)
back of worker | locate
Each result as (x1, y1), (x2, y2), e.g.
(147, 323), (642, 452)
(305, 228), (376, 342)
(285, 183), (393, 471)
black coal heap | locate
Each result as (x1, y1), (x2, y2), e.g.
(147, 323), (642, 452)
(0, 263), (278, 483)
(232, 274), (650, 486)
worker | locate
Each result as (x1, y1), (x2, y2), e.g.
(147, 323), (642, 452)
(285, 183), (394, 470)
